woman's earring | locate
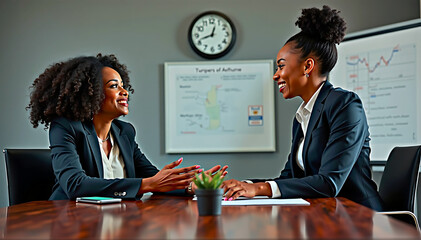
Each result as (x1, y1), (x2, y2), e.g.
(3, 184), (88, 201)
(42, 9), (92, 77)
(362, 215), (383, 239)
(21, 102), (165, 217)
(305, 73), (309, 78)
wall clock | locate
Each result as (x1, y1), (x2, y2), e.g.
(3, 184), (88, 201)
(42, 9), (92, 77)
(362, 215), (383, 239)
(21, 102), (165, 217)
(188, 11), (236, 59)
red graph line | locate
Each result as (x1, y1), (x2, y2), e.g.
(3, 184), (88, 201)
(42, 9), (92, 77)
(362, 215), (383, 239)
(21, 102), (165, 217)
(347, 45), (400, 73)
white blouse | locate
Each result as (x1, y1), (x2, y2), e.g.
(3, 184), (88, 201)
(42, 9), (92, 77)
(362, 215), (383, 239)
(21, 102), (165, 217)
(98, 133), (126, 179)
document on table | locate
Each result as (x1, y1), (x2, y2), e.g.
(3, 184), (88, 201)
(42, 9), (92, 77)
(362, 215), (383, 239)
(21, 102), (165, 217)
(221, 198), (310, 206)
(192, 196), (310, 206)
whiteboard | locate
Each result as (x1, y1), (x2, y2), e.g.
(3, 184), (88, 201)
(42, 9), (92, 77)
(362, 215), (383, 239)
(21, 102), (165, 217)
(164, 60), (275, 153)
(329, 19), (421, 160)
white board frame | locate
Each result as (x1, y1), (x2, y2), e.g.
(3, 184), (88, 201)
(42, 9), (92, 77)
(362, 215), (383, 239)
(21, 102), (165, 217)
(164, 60), (276, 153)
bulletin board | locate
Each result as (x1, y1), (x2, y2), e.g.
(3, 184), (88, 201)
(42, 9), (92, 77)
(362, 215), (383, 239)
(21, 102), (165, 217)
(164, 60), (276, 153)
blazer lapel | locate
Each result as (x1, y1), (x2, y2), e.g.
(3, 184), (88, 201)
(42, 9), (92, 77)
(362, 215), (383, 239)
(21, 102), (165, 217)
(83, 121), (104, 178)
(291, 119), (305, 178)
(110, 122), (135, 178)
(302, 81), (333, 167)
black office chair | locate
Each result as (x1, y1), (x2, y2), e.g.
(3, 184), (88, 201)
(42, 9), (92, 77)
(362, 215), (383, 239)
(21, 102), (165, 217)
(3, 149), (55, 205)
(377, 145), (421, 230)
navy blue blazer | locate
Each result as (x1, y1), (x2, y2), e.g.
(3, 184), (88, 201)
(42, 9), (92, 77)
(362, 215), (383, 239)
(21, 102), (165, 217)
(49, 117), (160, 200)
(252, 81), (383, 211)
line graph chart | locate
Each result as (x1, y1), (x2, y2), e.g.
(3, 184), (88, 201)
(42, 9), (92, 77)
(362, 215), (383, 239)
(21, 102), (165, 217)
(346, 44), (415, 86)
(345, 43), (417, 144)
(329, 20), (421, 160)
(347, 45), (400, 73)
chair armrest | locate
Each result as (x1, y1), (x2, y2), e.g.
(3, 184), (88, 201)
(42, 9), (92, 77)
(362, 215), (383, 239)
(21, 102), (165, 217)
(376, 211), (420, 231)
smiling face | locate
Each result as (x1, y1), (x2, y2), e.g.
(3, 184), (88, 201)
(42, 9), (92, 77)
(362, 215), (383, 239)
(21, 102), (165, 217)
(273, 42), (308, 100)
(98, 67), (129, 119)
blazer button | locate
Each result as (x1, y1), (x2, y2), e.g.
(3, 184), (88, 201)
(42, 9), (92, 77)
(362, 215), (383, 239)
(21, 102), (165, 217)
(122, 192), (126, 196)
(114, 192), (118, 196)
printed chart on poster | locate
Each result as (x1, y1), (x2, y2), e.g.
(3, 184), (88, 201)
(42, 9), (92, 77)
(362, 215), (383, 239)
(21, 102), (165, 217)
(329, 19), (421, 160)
(164, 60), (275, 153)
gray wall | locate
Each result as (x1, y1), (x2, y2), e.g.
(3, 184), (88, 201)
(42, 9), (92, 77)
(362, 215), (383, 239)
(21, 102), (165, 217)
(0, 0), (419, 208)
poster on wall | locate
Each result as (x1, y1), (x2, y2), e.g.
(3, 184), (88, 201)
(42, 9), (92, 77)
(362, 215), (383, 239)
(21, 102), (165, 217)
(164, 60), (276, 153)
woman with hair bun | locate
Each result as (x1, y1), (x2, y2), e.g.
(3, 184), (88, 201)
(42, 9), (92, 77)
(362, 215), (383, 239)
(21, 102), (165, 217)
(223, 6), (383, 210)
(28, 53), (227, 200)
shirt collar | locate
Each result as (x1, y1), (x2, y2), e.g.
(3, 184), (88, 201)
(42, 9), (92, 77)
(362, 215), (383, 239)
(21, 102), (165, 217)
(295, 82), (325, 124)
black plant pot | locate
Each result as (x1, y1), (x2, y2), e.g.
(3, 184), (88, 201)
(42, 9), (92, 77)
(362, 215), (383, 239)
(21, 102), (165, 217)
(195, 188), (224, 216)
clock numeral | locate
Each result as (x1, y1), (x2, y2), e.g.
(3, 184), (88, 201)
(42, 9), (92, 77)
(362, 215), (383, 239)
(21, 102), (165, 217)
(197, 40), (202, 46)
(197, 26), (204, 32)
(222, 39), (227, 44)
(210, 46), (215, 53)
(202, 20), (208, 27)
(194, 33), (199, 39)
(225, 32), (230, 37)
(209, 18), (215, 24)
(218, 44), (222, 50)
(203, 44), (208, 50)
(217, 20), (221, 26)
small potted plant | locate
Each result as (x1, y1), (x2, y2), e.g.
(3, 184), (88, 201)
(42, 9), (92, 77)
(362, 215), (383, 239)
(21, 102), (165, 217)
(193, 170), (225, 216)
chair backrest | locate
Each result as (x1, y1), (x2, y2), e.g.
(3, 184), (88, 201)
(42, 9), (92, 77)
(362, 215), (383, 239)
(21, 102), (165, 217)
(3, 149), (54, 205)
(378, 145), (421, 212)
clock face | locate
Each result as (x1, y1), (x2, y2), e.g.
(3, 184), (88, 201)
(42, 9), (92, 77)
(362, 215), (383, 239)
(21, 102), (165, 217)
(188, 11), (236, 59)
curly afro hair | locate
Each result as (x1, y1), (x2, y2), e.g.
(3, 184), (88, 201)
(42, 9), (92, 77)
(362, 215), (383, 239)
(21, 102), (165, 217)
(286, 5), (347, 76)
(27, 53), (134, 129)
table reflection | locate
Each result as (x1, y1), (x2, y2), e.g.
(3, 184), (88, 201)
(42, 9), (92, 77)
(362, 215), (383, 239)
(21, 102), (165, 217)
(49, 199), (199, 239)
(50, 201), (128, 239)
(1, 197), (418, 239)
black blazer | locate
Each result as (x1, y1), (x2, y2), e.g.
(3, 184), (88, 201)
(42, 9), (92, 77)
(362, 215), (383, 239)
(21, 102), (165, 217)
(252, 81), (383, 211)
(49, 117), (160, 200)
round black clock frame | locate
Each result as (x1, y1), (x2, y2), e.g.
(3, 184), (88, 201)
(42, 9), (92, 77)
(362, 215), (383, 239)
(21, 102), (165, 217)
(188, 11), (236, 59)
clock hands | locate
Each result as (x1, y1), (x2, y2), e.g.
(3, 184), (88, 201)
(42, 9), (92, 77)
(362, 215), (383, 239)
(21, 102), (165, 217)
(200, 35), (211, 40)
(199, 26), (216, 40)
(210, 26), (215, 37)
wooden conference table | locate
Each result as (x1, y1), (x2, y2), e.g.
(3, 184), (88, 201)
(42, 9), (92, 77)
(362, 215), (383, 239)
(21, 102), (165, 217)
(0, 195), (419, 239)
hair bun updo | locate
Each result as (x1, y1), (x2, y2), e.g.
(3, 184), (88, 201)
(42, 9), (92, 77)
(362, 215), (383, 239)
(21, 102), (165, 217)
(295, 5), (346, 44)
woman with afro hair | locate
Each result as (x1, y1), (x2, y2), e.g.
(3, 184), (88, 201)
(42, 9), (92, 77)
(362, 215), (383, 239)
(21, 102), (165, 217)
(222, 6), (383, 211)
(28, 53), (227, 200)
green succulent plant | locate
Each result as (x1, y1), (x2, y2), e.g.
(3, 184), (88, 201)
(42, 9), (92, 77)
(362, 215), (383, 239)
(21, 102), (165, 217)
(193, 170), (224, 190)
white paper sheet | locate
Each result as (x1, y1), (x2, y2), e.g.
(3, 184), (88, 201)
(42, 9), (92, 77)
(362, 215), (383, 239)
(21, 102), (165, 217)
(192, 196), (310, 206)
(221, 198), (310, 206)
